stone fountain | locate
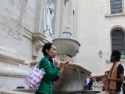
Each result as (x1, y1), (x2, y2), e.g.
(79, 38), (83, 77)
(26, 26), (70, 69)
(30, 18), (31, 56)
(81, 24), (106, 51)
(52, 25), (93, 94)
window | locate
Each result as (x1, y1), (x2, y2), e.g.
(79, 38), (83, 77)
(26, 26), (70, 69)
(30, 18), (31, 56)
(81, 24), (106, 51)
(110, 0), (122, 14)
(112, 29), (125, 58)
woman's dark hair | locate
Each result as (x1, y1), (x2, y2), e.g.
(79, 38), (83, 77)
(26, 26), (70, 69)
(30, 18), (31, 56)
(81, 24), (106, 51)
(111, 50), (121, 61)
(42, 43), (53, 56)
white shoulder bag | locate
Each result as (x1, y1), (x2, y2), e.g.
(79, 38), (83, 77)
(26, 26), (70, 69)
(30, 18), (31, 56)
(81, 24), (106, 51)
(25, 62), (45, 90)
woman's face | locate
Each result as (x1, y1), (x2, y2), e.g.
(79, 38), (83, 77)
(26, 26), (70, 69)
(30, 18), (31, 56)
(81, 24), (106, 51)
(46, 45), (57, 58)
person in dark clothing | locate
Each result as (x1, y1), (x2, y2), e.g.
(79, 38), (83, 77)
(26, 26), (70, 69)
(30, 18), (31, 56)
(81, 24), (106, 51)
(90, 50), (124, 94)
(122, 77), (125, 94)
(84, 77), (93, 90)
(84, 77), (90, 90)
(88, 78), (94, 90)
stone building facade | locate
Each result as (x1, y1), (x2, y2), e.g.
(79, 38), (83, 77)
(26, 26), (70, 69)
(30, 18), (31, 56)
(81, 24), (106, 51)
(0, 0), (125, 89)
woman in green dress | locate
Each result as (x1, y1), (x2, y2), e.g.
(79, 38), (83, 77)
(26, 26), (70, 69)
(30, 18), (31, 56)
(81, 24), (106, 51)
(35, 43), (69, 94)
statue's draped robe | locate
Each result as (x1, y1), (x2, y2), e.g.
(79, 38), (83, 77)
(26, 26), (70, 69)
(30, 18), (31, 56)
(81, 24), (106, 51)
(44, 1), (54, 35)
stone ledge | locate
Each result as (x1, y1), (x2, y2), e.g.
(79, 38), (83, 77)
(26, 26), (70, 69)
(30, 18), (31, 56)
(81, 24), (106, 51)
(105, 13), (125, 18)
(0, 66), (28, 78)
(13, 89), (35, 93)
(53, 90), (101, 94)
(0, 88), (34, 94)
(32, 33), (47, 42)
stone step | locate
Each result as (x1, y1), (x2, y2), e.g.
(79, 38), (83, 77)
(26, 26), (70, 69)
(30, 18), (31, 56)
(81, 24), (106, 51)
(0, 88), (34, 94)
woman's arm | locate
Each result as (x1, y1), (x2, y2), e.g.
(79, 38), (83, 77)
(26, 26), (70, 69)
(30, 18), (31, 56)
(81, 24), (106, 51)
(53, 74), (59, 81)
(54, 59), (69, 74)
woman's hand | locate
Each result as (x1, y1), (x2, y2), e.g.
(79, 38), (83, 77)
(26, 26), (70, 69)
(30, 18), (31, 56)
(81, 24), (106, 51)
(61, 61), (70, 70)
(62, 61), (70, 68)
(59, 61), (70, 74)
(54, 58), (60, 68)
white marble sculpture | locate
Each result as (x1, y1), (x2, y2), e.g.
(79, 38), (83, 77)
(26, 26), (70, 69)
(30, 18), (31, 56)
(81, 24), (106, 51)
(44, 0), (54, 36)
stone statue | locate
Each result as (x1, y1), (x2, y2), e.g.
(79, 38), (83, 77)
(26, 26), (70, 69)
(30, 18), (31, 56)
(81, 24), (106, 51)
(44, 0), (54, 36)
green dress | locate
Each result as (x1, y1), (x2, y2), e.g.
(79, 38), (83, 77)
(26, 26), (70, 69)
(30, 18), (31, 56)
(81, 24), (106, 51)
(36, 57), (60, 94)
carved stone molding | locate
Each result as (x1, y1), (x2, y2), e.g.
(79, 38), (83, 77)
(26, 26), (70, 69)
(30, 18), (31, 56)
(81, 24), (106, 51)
(30, 61), (38, 67)
(32, 33), (48, 59)
(0, 66), (28, 78)
(0, 46), (26, 65)
(32, 33), (47, 42)
(32, 40), (44, 58)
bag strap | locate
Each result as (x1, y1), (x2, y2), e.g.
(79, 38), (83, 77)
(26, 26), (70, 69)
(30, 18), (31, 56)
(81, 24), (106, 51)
(34, 61), (40, 68)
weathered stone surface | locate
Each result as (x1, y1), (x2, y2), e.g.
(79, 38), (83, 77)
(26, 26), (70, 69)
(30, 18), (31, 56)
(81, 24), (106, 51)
(53, 64), (91, 92)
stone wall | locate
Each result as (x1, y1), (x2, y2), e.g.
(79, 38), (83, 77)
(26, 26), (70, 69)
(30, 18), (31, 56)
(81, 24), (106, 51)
(0, 0), (40, 89)
(0, 0), (75, 89)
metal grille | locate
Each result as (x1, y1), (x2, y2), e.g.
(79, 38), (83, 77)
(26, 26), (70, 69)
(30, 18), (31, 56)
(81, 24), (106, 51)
(112, 30), (125, 58)
(110, 0), (122, 13)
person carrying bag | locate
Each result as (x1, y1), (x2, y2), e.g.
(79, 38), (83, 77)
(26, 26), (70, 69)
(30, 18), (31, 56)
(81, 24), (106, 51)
(34, 43), (69, 94)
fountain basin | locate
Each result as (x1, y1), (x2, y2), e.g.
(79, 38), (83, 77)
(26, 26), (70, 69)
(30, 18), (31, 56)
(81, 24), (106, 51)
(53, 38), (80, 57)
(53, 64), (91, 93)
(53, 25), (80, 58)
